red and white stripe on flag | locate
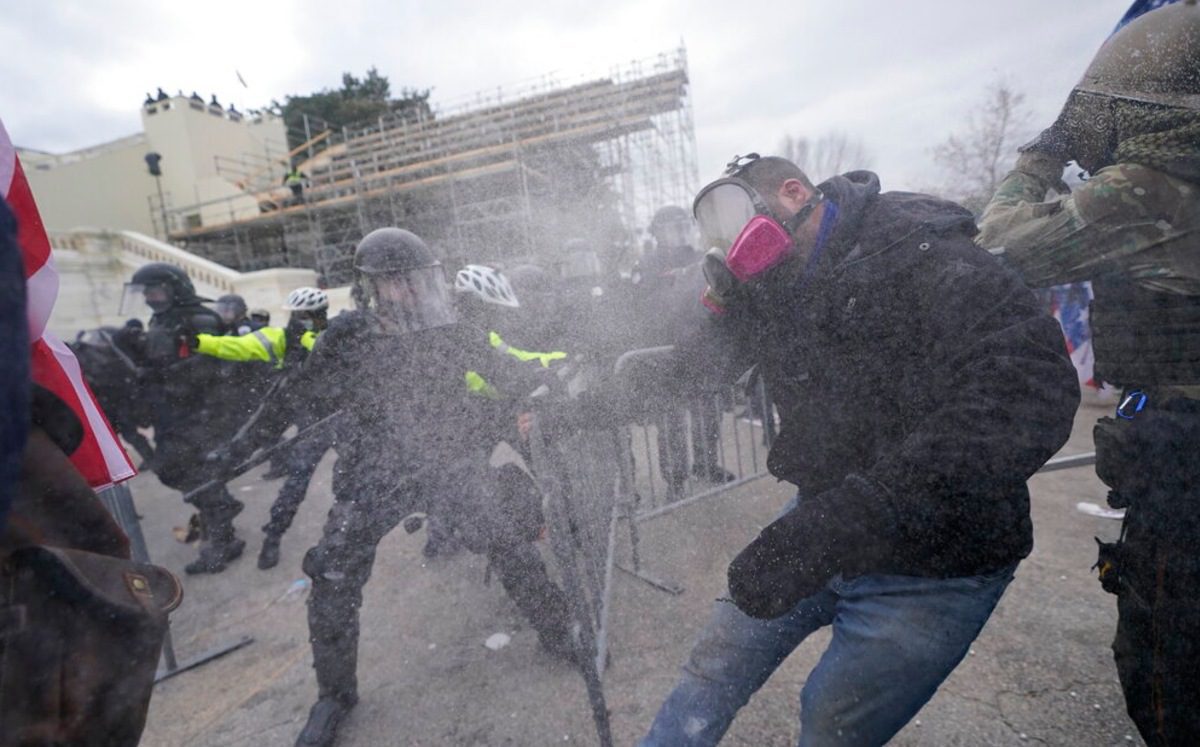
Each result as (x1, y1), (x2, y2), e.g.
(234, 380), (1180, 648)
(0, 118), (135, 489)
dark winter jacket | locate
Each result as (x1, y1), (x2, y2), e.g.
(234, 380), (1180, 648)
(716, 171), (1079, 579)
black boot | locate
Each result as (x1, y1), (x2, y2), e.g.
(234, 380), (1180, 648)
(185, 537), (245, 574)
(184, 498), (245, 575)
(295, 694), (358, 747)
(258, 534), (282, 570)
(692, 462), (736, 484)
(490, 542), (581, 663)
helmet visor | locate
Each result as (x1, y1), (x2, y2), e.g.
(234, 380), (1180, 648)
(214, 298), (246, 324)
(693, 182), (759, 254)
(652, 215), (696, 250)
(119, 282), (170, 315)
(369, 265), (456, 334)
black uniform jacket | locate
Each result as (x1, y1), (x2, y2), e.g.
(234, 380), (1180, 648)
(707, 171), (1080, 578)
(291, 313), (537, 500)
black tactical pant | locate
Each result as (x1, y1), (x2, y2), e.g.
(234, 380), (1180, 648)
(656, 396), (722, 490)
(154, 426), (243, 543)
(1096, 396), (1200, 745)
(109, 409), (155, 466)
(1112, 505), (1200, 745)
(262, 427), (333, 540)
(301, 461), (572, 701)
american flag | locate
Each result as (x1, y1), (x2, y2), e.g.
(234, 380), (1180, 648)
(0, 118), (135, 489)
(1046, 285), (1096, 388)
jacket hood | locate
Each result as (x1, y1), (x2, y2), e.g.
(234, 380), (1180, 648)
(818, 170), (977, 265)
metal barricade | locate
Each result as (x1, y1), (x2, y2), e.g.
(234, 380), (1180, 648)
(528, 398), (625, 747)
(603, 346), (776, 519)
(524, 348), (778, 747)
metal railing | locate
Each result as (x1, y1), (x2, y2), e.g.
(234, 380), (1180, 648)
(527, 348), (776, 747)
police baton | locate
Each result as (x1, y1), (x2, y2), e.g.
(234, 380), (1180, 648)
(181, 410), (344, 503)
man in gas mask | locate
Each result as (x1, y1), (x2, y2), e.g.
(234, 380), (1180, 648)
(283, 228), (576, 747)
(119, 262), (247, 574)
(976, 4), (1200, 742)
(638, 154), (1079, 745)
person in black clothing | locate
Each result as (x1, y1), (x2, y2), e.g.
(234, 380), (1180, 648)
(639, 155), (1079, 746)
(278, 228), (575, 747)
(69, 321), (155, 467)
(256, 287), (333, 570)
(640, 206), (735, 492)
(120, 262), (247, 574)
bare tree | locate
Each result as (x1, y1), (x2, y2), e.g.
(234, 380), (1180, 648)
(778, 132), (874, 184)
(930, 81), (1032, 213)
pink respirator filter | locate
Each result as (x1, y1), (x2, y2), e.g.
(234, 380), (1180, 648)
(724, 215), (794, 282)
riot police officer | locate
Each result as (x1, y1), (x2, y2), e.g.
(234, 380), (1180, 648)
(120, 262), (247, 574)
(214, 293), (258, 336)
(977, 4), (1200, 741)
(283, 229), (575, 746)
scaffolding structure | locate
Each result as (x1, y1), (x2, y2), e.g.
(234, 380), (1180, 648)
(164, 47), (699, 284)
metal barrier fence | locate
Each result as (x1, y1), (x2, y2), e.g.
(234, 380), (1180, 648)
(527, 348), (778, 747)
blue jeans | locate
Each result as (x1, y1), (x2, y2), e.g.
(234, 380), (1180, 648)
(641, 563), (1015, 746)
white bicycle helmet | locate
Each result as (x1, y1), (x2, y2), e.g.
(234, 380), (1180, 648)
(283, 286), (329, 312)
(454, 264), (519, 308)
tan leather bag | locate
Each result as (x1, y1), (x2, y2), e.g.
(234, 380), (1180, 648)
(0, 545), (182, 747)
(0, 427), (182, 747)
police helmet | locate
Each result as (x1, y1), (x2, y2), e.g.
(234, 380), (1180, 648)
(121, 262), (198, 315)
(648, 205), (695, 250)
(352, 228), (455, 333)
(215, 294), (248, 325)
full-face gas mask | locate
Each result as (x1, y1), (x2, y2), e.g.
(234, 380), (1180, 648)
(693, 154), (823, 313)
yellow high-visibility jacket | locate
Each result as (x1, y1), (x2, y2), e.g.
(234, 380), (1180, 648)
(487, 330), (567, 369)
(195, 327), (317, 369)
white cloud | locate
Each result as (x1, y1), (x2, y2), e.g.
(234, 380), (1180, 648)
(4, 0), (1133, 189)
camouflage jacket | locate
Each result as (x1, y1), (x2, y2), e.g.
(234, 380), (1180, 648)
(976, 152), (1200, 295)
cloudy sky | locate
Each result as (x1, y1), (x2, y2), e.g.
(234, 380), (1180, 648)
(4, 0), (1130, 190)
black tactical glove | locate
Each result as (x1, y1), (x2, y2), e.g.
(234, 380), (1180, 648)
(285, 316), (307, 348)
(1018, 120), (1073, 163)
(728, 475), (897, 619)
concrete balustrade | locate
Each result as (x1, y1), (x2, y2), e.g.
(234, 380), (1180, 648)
(46, 229), (351, 338)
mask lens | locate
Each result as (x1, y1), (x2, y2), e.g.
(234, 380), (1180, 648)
(694, 183), (758, 253)
(725, 215), (795, 282)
